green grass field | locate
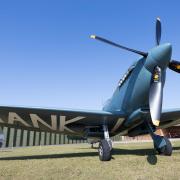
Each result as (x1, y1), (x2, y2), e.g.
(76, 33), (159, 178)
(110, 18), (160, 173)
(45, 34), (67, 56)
(0, 141), (180, 180)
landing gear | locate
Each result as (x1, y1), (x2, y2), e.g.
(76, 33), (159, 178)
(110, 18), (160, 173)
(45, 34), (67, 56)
(154, 136), (172, 156)
(145, 122), (172, 156)
(98, 125), (112, 161)
(99, 139), (112, 161)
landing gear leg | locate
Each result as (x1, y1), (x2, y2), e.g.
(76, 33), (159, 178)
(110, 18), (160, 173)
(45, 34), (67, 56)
(98, 125), (112, 161)
(145, 122), (172, 156)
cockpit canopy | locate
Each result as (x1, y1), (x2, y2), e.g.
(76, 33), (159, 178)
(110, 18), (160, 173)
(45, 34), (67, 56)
(118, 63), (136, 87)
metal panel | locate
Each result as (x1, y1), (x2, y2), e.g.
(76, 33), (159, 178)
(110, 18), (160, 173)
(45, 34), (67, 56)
(22, 130), (28, 146)
(35, 132), (40, 146)
(56, 134), (59, 145)
(8, 128), (14, 147)
(29, 131), (34, 146)
(16, 129), (21, 147)
(41, 132), (45, 145)
(1, 127), (5, 148)
(46, 132), (50, 145)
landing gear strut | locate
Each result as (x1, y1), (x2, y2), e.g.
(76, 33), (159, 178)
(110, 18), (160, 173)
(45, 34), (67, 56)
(98, 125), (112, 161)
(145, 122), (172, 156)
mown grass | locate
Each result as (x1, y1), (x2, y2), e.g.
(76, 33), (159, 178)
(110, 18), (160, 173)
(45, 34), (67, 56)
(0, 141), (180, 180)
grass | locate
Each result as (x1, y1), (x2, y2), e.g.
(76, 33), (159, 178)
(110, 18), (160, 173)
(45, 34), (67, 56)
(0, 141), (180, 180)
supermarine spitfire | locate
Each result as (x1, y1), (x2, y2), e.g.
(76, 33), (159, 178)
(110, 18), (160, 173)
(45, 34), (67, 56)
(0, 18), (180, 161)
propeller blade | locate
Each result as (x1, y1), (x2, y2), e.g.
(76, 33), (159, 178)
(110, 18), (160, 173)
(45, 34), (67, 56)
(169, 60), (180, 73)
(156, 17), (161, 45)
(90, 35), (148, 57)
(149, 66), (163, 126)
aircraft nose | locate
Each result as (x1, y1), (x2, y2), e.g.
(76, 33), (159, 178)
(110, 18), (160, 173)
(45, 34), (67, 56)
(151, 43), (172, 67)
(145, 43), (172, 71)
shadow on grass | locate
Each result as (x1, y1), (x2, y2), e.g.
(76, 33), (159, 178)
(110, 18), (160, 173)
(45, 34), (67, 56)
(0, 147), (179, 165)
(0, 152), (98, 160)
(173, 146), (180, 151)
(0, 148), (155, 161)
(112, 148), (157, 165)
(112, 148), (155, 156)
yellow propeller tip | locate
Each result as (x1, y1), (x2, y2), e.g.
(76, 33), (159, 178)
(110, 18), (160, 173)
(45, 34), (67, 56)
(157, 17), (161, 21)
(152, 120), (160, 126)
(90, 35), (96, 39)
(176, 65), (180, 70)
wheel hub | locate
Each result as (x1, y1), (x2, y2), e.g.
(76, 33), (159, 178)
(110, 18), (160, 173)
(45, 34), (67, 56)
(99, 146), (103, 156)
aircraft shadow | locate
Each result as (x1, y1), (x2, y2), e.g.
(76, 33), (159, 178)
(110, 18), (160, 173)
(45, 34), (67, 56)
(0, 146), (179, 165)
(0, 152), (98, 160)
(0, 148), (154, 161)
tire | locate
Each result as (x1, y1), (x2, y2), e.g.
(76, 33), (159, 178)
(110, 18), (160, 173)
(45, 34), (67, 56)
(98, 140), (111, 161)
(163, 137), (172, 156)
(156, 137), (172, 156)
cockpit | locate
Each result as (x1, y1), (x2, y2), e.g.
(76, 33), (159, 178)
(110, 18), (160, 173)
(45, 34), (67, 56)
(118, 63), (136, 87)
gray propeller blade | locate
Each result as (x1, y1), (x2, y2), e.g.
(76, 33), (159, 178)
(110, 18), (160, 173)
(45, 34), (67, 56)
(156, 17), (161, 45)
(90, 35), (148, 57)
(169, 60), (180, 73)
(149, 66), (163, 126)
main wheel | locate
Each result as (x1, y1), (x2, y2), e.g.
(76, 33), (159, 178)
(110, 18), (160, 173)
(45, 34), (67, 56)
(98, 140), (111, 161)
(155, 137), (172, 156)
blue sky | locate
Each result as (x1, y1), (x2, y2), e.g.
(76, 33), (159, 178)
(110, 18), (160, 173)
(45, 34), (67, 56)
(0, 0), (180, 110)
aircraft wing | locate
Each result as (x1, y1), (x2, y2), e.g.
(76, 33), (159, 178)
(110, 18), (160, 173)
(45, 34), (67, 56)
(0, 106), (125, 135)
(159, 109), (180, 129)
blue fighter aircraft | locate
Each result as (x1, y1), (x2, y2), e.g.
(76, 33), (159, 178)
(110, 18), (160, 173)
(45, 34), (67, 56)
(0, 18), (180, 161)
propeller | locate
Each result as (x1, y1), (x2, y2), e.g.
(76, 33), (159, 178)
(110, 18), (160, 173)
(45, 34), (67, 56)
(148, 18), (163, 126)
(150, 18), (180, 126)
(90, 17), (161, 57)
(154, 18), (180, 73)
(156, 18), (161, 45)
(169, 60), (180, 73)
(149, 66), (163, 126)
(90, 35), (148, 57)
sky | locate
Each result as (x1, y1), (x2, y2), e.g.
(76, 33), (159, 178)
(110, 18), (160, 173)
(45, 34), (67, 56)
(0, 0), (180, 110)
